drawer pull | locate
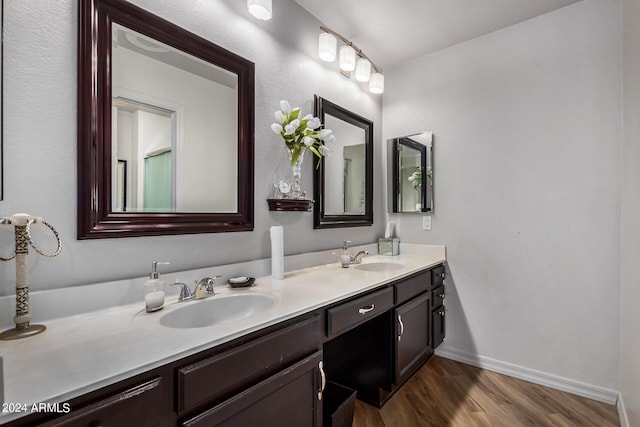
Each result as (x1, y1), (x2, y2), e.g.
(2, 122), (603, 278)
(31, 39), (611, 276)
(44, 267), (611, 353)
(439, 293), (445, 299)
(397, 314), (404, 342)
(438, 310), (445, 316)
(358, 304), (375, 315)
(318, 361), (326, 401)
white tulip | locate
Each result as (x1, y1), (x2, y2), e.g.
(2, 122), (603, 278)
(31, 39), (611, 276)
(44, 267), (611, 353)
(271, 123), (282, 134)
(303, 136), (315, 147)
(302, 114), (313, 121)
(319, 145), (331, 156)
(326, 134), (336, 143)
(275, 110), (285, 123)
(280, 100), (291, 114)
(320, 129), (333, 138)
(284, 123), (296, 135)
(289, 119), (300, 129)
(306, 117), (321, 129)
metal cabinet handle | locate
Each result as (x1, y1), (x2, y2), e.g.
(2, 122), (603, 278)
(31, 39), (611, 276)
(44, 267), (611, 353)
(358, 304), (375, 315)
(438, 310), (445, 316)
(318, 361), (326, 401)
(397, 314), (404, 342)
(439, 293), (446, 299)
(439, 273), (445, 279)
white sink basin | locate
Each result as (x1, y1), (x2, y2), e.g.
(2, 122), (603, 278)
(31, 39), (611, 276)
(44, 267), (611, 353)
(353, 262), (404, 272)
(160, 293), (277, 329)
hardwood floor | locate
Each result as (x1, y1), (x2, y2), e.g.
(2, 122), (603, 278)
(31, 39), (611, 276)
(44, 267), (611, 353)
(352, 356), (620, 427)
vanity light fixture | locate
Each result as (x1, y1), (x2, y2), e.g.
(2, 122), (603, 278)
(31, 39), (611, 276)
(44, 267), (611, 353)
(317, 26), (384, 94)
(247, 0), (272, 20)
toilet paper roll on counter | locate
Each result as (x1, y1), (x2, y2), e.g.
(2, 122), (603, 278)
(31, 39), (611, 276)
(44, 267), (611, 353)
(270, 226), (284, 280)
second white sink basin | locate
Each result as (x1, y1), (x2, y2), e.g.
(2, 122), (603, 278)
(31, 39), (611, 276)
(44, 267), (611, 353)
(353, 262), (404, 272)
(160, 293), (277, 329)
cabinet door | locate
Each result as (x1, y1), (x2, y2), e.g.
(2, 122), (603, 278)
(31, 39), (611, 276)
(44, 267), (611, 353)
(182, 352), (323, 427)
(432, 305), (445, 349)
(395, 293), (431, 386)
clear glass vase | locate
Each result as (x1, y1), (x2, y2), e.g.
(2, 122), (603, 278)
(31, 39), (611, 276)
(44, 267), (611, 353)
(288, 149), (306, 199)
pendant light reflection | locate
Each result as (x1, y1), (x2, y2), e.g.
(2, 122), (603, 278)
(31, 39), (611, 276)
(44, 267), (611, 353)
(247, 0), (272, 20)
(317, 27), (383, 94)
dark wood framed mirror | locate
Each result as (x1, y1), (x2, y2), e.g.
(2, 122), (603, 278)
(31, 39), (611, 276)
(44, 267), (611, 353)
(78, 0), (254, 238)
(313, 96), (373, 229)
(389, 132), (433, 213)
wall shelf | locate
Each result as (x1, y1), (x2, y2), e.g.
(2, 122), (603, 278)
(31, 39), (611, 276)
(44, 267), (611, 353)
(267, 199), (314, 212)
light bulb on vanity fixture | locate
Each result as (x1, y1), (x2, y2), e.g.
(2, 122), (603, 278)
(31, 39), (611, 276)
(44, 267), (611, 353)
(318, 32), (337, 62)
(247, 0), (272, 20)
(317, 26), (384, 94)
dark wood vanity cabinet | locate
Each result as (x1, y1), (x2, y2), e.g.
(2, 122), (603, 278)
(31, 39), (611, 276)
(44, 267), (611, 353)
(5, 264), (446, 426)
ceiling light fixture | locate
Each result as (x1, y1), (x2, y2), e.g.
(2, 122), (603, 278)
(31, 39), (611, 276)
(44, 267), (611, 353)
(247, 0), (272, 20)
(317, 26), (384, 94)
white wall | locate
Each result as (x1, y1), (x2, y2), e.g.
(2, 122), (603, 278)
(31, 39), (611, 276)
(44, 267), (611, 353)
(0, 0), (383, 296)
(383, 0), (621, 393)
(620, 0), (640, 422)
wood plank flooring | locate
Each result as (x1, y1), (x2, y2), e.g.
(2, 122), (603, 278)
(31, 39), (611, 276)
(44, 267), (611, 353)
(352, 356), (619, 427)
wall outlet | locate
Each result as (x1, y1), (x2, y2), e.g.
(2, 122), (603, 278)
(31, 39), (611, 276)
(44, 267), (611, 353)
(422, 215), (432, 230)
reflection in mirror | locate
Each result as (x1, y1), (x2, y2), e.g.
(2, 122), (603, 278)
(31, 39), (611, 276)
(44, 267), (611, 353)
(111, 24), (238, 213)
(323, 115), (366, 215)
(314, 96), (373, 229)
(78, 0), (254, 238)
(390, 132), (433, 213)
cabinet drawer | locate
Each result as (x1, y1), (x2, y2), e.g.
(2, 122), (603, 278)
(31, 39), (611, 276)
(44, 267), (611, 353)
(182, 351), (323, 427)
(394, 270), (431, 305)
(177, 315), (321, 414)
(432, 264), (445, 288)
(41, 378), (163, 427)
(327, 287), (394, 338)
(432, 285), (445, 308)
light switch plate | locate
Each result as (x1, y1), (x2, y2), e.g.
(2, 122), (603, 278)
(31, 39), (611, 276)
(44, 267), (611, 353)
(422, 215), (432, 230)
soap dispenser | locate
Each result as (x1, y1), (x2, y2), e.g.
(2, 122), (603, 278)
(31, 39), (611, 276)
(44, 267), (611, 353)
(341, 241), (352, 268)
(145, 262), (169, 312)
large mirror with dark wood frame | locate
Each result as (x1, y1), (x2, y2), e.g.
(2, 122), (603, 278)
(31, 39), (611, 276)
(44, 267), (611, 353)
(313, 96), (373, 229)
(78, 0), (254, 238)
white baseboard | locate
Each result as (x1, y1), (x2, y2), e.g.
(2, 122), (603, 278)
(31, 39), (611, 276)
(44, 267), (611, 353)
(618, 393), (630, 427)
(435, 347), (619, 405)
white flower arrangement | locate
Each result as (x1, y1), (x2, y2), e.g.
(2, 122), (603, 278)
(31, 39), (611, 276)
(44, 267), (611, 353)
(271, 100), (334, 167)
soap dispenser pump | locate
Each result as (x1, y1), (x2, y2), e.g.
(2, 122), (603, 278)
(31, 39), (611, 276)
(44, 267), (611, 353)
(145, 261), (169, 313)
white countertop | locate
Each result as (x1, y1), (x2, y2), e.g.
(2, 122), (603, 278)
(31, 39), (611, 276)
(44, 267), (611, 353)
(0, 244), (445, 423)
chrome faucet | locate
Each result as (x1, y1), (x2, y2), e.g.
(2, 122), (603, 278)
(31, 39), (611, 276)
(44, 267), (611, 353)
(194, 276), (220, 299)
(172, 275), (221, 302)
(172, 281), (194, 302)
(352, 250), (369, 264)
(340, 241), (369, 267)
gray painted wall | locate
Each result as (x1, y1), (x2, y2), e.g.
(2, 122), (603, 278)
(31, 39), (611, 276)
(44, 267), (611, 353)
(383, 0), (621, 390)
(0, 0), (384, 296)
(621, 0), (640, 423)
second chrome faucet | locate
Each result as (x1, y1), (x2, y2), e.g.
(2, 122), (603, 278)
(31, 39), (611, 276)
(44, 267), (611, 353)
(340, 241), (369, 268)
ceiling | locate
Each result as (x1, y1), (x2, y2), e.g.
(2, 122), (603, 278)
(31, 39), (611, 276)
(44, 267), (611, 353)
(292, 0), (581, 69)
